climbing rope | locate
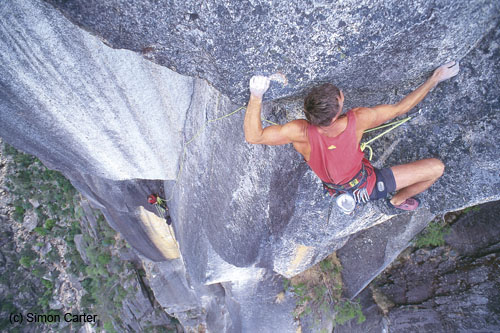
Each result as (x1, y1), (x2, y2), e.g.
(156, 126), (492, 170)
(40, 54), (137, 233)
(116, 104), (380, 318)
(165, 105), (412, 201)
(360, 116), (412, 160)
(166, 106), (245, 201)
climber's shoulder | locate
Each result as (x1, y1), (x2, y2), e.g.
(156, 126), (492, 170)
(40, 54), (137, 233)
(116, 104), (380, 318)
(281, 119), (309, 143)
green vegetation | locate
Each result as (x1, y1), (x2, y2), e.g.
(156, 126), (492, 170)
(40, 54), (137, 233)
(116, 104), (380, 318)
(103, 321), (116, 332)
(19, 255), (34, 268)
(12, 205), (25, 222)
(334, 299), (366, 326)
(34, 226), (48, 236)
(463, 205), (481, 214)
(286, 253), (365, 328)
(415, 220), (450, 248)
(44, 218), (56, 230)
(415, 205), (484, 249)
(0, 143), (134, 331)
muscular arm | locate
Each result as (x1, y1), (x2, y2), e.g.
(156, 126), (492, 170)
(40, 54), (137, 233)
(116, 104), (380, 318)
(244, 95), (293, 145)
(244, 75), (307, 145)
(356, 61), (460, 131)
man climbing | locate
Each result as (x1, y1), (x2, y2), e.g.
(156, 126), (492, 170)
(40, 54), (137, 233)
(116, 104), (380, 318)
(244, 61), (459, 211)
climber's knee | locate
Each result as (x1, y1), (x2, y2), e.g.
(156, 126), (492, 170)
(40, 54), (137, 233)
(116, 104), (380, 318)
(429, 158), (445, 179)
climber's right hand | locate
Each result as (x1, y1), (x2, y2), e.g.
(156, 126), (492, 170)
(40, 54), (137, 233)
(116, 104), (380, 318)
(432, 61), (460, 84)
(249, 75), (270, 99)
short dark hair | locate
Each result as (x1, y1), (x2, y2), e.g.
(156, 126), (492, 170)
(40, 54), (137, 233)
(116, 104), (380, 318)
(304, 83), (341, 126)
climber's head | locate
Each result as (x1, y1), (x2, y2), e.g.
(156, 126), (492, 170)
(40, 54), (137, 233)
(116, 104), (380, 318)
(304, 83), (343, 126)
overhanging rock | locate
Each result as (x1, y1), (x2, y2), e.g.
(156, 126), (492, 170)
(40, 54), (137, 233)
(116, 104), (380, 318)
(45, 0), (499, 105)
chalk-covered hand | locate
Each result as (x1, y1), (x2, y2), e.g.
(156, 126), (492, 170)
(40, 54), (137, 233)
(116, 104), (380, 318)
(249, 75), (270, 99)
(432, 61), (460, 84)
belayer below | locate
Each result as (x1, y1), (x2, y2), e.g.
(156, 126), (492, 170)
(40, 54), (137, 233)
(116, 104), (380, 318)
(243, 61), (460, 214)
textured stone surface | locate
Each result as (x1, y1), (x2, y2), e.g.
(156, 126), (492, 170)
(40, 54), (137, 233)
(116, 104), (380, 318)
(337, 208), (434, 299)
(120, 277), (172, 332)
(144, 258), (298, 332)
(22, 210), (38, 232)
(68, 174), (174, 262)
(444, 201), (500, 257)
(341, 201), (500, 333)
(74, 234), (90, 265)
(1, 0), (499, 331)
(0, 0), (190, 181)
(46, 0), (499, 105)
(334, 288), (387, 333)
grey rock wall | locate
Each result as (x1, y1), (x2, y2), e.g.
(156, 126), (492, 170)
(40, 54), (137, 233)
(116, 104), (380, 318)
(1, 0), (499, 331)
(46, 0), (499, 106)
(0, 0), (190, 181)
(337, 208), (434, 299)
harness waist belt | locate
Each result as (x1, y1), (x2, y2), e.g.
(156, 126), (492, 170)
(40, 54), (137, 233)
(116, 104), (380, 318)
(322, 165), (368, 193)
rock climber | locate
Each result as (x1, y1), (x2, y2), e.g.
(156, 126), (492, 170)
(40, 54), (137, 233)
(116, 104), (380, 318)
(244, 61), (459, 211)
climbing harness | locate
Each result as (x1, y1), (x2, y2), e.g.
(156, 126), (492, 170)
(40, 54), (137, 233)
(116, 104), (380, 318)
(323, 164), (368, 194)
(322, 164), (371, 214)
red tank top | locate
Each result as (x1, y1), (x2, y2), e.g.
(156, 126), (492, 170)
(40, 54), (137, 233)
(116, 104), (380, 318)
(306, 110), (376, 194)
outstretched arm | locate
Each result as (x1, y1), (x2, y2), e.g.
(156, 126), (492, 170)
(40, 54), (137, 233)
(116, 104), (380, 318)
(356, 61), (460, 131)
(244, 76), (294, 145)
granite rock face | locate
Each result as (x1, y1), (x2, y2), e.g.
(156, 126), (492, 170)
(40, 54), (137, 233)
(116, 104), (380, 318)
(46, 0), (499, 106)
(337, 208), (434, 299)
(1, 0), (499, 331)
(1, 0), (191, 181)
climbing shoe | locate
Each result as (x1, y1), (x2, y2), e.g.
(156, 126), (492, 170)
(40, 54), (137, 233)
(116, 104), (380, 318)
(388, 197), (420, 211)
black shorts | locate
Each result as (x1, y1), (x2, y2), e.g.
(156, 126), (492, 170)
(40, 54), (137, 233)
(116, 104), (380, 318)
(369, 167), (396, 200)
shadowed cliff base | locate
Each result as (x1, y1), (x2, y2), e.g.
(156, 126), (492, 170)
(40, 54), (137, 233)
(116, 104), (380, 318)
(336, 200), (500, 333)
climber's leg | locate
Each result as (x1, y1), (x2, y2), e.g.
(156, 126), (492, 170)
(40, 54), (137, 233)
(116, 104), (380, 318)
(389, 158), (444, 205)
